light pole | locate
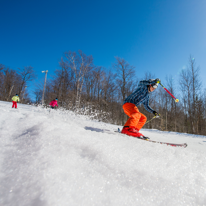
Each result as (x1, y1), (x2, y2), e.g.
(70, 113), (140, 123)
(42, 70), (48, 105)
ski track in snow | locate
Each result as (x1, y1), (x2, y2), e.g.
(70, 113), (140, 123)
(0, 101), (206, 206)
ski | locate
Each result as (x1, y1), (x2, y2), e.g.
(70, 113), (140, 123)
(116, 128), (187, 148)
(144, 139), (187, 148)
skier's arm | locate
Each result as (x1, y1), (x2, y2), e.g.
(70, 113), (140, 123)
(143, 97), (154, 113)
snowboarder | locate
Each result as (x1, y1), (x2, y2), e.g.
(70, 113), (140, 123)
(121, 78), (160, 137)
(49, 98), (58, 109)
(12, 94), (20, 109)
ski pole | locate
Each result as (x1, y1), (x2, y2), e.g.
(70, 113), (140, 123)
(159, 82), (179, 103)
(145, 116), (159, 125)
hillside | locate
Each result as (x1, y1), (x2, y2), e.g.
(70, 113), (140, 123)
(0, 101), (206, 206)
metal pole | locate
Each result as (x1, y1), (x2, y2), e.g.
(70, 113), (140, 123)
(42, 70), (48, 105)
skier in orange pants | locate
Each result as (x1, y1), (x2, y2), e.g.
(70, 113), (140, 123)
(123, 103), (147, 130)
(121, 79), (160, 137)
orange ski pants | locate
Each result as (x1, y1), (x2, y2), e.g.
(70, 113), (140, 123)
(123, 103), (147, 130)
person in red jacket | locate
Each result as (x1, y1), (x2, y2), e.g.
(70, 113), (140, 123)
(49, 98), (58, 109)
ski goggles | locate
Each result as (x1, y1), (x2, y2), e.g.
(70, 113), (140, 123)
(152, 84), (158, 89)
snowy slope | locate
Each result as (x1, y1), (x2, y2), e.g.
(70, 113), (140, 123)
(0, 101), (206, 206)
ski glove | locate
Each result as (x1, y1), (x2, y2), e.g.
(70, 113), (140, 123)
(153, 111), (160, 117)
(155, 78), (161, 84)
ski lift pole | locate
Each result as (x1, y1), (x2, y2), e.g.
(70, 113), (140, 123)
(159, 82), (179, 103)
(42, 70), (48, 105)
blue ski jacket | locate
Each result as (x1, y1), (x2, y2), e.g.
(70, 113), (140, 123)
(123, 79), (156, 113)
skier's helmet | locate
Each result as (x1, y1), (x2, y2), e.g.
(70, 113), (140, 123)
(149, 79), (158, 89)
(55, 98), (58, 100)
(16, 94), (18, 96)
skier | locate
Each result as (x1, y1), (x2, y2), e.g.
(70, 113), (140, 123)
(12, 94), (20, 109)
(49, 98), (58, 109)
(121, 78), (160, 137)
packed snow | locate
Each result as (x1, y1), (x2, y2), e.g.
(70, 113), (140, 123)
(0, 100), (206, 206)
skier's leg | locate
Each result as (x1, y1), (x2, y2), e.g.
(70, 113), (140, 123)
(123, 105), (147, 137)
(121, 103), (145, 137)
(123, 103), (141, 128)
(15, 102), (17, 108)
(136, 113), (147, 131)
(12, 101), (15, 108)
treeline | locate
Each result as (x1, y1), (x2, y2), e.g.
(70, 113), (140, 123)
(35, 51), (136, 125)
(1, 51), (206, 135)
(0, 64), (36, 103)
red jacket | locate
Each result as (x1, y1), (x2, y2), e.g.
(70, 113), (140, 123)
(49, 100), (58, 107)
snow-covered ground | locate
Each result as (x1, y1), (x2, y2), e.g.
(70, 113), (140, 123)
(0, 100), (206, 206)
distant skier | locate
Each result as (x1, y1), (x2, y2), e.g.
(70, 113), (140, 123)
(121, 79), (160, 137)
(12, 94), (20, 109)
(49, 98), (58, 109)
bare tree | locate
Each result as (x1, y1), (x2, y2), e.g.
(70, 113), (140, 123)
(0, 64), (5, 99)
(34, 89), (42, 104)
(179, 56), (201, 133)
(55, 58), (74, 106)
(64, 50), (94, 108)
(1, 68), (19, 101)
(113, 57), (136, 124)
(0, 64), (4, 78)
(93, 67), (104, 102)
(113, 57), (135, 103)
(17, 66), (37, 98)
(164, 76), (179, 131)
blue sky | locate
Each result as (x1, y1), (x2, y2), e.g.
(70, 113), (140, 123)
(1, 0), (206, 100)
